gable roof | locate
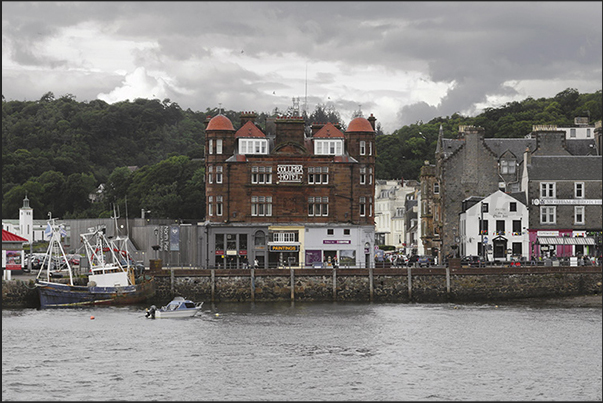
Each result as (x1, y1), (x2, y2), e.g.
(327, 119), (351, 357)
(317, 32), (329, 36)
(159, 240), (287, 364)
(313, 122), (344, 138)
(235, 121), (266, 138)
(2, 229), (28, 243)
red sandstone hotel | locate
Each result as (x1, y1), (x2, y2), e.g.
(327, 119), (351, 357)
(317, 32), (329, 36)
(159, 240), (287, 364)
(203, 112), (377, 269)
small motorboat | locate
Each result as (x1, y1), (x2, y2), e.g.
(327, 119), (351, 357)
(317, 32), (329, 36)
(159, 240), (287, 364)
(145, 296), (203, 319)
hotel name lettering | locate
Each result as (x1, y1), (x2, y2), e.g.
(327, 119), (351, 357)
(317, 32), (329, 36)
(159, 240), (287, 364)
(277, 165), (303, 183)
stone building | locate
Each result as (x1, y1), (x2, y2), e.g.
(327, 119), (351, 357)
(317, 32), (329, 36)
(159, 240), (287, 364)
(203, 112), (378, 269)
(522, 149), (602, 259)
(432, 122), (601, 263)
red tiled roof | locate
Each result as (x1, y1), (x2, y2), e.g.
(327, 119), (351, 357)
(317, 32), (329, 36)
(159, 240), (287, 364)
(347, 117), (374, 132)
(235, 121), (266, 138)
(206, 115), (235, 131)
(2, 229), (28, 242)
(313, 122), (344, 138)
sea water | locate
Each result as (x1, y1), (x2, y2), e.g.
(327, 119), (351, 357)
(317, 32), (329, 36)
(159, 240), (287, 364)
(2, 300), (601, 401)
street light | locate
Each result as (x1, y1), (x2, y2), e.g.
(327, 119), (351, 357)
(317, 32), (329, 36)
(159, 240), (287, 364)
(481, 201), (488, 266)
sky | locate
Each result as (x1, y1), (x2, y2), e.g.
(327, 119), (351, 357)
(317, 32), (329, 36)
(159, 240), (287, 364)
(2, 2), (602, 134)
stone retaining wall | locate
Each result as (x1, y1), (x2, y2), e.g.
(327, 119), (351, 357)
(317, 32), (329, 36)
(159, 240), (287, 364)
(3, 266), (601, 308)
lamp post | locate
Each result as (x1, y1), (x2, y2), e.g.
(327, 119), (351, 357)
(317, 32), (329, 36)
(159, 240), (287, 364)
(480, 201), (488, 266)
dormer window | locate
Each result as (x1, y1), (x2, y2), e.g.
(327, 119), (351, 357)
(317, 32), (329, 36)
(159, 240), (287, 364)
(500, 159), (516, 174)
(314, 139), (343, 155)
(239, 138), (268, 155)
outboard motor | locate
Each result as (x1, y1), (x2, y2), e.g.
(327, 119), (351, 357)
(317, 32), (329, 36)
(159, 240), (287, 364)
(145, 305), (157, 319)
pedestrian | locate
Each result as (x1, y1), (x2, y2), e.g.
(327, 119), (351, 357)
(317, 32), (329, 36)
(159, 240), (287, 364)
(254, 258), (259, 269)
(333, 256), (339, 268)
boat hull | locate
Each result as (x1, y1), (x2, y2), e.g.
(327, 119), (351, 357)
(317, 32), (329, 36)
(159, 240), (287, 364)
(35, 277), (155, 308)
(154, 308), (202, 319)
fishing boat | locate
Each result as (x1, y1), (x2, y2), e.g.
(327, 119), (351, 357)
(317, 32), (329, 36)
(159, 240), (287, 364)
(35, 219), (155, 308)
(145, 297), (203, 319)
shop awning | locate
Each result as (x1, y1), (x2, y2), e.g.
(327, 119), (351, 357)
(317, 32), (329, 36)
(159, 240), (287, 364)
(537, 237), (595, 245)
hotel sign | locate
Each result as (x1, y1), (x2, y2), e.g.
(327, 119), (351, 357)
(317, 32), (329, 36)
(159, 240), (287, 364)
(532, 199), (602, 205)
(277, 165), (303, 183)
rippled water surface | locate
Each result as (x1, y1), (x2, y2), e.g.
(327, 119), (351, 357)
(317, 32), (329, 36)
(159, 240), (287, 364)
(2, 300), (601, 401)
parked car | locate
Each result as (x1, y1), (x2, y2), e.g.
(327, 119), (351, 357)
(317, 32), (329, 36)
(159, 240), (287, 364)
(393, 254), (409, 267)
(417, 255), (434, 267)
(461, 255), (483, 267)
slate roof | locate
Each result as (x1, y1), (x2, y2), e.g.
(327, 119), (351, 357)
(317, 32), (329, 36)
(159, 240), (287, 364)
(484, 138), (535, 162)
(528, 156), (602, 180)
(441, 137), (596, 162)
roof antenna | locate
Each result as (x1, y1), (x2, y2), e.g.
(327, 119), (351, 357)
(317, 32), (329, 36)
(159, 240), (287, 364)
(218, 103), (223, 114)
(304, 63), (308, 116)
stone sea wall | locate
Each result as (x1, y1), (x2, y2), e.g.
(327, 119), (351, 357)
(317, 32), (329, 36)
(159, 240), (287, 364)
(151, 266), (602, 304)
(3, 266), (601, 308)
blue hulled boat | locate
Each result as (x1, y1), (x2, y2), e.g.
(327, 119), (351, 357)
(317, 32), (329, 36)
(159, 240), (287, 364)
(35, 219), (155, 308)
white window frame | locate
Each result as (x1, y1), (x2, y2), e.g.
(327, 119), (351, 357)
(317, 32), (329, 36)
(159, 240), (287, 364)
(239, 139), (268, 155)
(251, 166), (272, 184)
(207, 165), (213, 184)
(308, 197), (329, 216)
(216, 139), (223, 154)
(208, 139), (213, 154)
(500, 159), (516, 174)
(359, 141), (366, 155)
(540, 206), (556, 224)
(359, 197), (366, 217)
(308, 167), (329, 184)
(575, 182), (584, 198)
(434, 182), (440, 194)
(359, 167), (366, 185)
(216, 196), (223, 216)
(314, 139), (343, 155)
(251, 196), (272, 217)
(273, 232), (297, 243)
(540, 182), (556, 198)
(216, 166), (223, 184)
(574, 206), (585, 225)
(208, 196), (213, 216)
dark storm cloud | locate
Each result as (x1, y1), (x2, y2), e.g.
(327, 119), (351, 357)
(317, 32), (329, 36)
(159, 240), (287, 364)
(2, 1), (601, 131)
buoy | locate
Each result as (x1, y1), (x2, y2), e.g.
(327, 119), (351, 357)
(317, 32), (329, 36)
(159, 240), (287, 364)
(90, 316), (95, 320)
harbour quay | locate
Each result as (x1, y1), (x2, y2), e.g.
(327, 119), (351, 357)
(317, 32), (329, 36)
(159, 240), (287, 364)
(3, 265), (601, 308)
(150, 265), (602, 303)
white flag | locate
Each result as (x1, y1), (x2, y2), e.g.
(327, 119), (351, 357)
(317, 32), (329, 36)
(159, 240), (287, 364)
(44, 223), (52, 240)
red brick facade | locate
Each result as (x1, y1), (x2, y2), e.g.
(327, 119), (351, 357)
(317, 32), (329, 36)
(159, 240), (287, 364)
(205, 113), (377, 226)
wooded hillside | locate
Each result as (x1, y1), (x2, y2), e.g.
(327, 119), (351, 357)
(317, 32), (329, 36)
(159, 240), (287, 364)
(2, 88), (600, 220)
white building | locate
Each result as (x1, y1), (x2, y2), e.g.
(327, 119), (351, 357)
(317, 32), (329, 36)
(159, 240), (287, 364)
(459, 190), (529, 262)
(374, 179), (418, 251)
(2, 196), (47, 243)
(529, 117), (597, 141)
